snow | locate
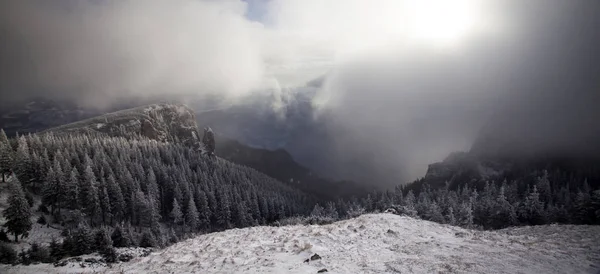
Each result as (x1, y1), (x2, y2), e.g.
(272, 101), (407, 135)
(4, 213), (599, 274)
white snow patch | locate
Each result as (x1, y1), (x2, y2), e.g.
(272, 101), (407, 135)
(2, 214), (599, 274)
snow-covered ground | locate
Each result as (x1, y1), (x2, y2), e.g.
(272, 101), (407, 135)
(3, 213), (599, 274)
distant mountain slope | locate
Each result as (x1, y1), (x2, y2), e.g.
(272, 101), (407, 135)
(214, 136), (368, 200)
(45, 103), (203, 150)
(44, 103), (363, 200)
(0, 99), (102, 137)
(7, 213), (598, 273)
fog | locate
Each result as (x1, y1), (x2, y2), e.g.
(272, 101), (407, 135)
(1, 0), (599, 186)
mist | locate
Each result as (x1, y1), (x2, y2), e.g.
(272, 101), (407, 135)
(1, 0), (599, 187)
(0, 0), (267, 108)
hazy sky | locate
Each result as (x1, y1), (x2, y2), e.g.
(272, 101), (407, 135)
(1, 0), (598, 185)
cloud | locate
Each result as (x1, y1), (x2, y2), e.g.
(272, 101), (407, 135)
(0, 0), (266, 107)
(1, 0), (598, 186)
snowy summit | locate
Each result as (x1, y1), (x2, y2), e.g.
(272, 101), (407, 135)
(7, 213), (597, 274)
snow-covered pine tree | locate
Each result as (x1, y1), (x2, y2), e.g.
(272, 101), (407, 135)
(81, 165), (101, 225)
(3, 179), (32, 242)
(325, 202), (339, 220)
(446, 206), (456, 226)
(457, 202), (474, 228)
(426, 202), (445, 223)
(99, 180), (112, 225)
(202, 127), (216, 156)
(106, 174), (125, 223)
(311, 203), (325, 217)
(0, 129), (13, 182)
(195, 190), (210, 230)
(13, 136), (34, 187)
(216, 188), (231, 229)
(170, 198), (183, 227)
(521, 186), (546, 225)
(185, 197), (199, 232)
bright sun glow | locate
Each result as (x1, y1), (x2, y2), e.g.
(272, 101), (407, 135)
(402, 0), (483, 46)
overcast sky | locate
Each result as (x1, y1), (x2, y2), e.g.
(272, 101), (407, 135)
(1, 0), (598, 185)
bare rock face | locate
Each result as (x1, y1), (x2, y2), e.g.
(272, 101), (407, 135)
(47, 103), (203, 151)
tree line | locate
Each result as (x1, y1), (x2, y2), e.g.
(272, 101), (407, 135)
(0, 128), (315, 263)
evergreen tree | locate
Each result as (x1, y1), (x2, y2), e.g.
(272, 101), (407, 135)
(13, 136), (34, 186)
(310, 203), (325, 217)
(490, 186), (518, 228)
(196, 190), (210, 230)
(65, 167), (80, 210)
(99, 183), (112, 225)
(520, 186), (546, 225)
(170, 198), (183, 226)
(94, 227), (113, 252)
(81, 165), (101, 225)
(73, 224), (94, 255)
(185, 197), (199, 232)
(426, 202), (445, 223)
(446, 206), (456, 226)
(457, 202), (473, 228)
(202, 127), (216, 156)
(325, 202), (339, 220)
(139, 230), (156, 248)
(0, 129), (13, 182)
(106, 174), (125, 223)
(111, 226), (131, 248)
(573, 190), (592, 224)
(216, 189), (231, 228)
(3, 180), (32, 242)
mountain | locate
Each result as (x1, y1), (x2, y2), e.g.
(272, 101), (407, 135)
(213, 135), (368, 200)
(46, 103), (204, 150)
(43, 102), (365, 200)
(0, 98), (102, 137)
(5, 213), (598, 273)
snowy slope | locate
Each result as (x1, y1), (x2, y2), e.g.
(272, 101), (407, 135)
(4, 213), (600, 274)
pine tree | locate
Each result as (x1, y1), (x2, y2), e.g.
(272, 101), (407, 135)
(591, 190), (600, 224)
(325, 202), (339, 220)
(99, 182), (112, 225)
(64, 167), (80, 210)
(310, 203), (325, 217)
(426, 202), (445, 223)
(202, 127), (216, 156)
(185, 197), (199, 232)
(573, 189), (592, 224)
(13, 136), (34, 186)
(3, 180), (32, 242)
(81, 165), (100, 225)
(457, 202), (474, 228)
(216, 189), (231, 228)
(0, 129), (13, 182)
(73, 224), (94, 255)
(94, 227), (113, 252)
(106, 174), (125, 223)
(196, 190), (210, 230)
(490, 186), (518, 228)
(536, 170), (552, 204)
(42, 159), (66, 215)
(139, 230), (156, 248)
(233, 202), (249, 228)
(521, 186), (546, 225)
(111, 226), (130, 248)
(446, 206), (456, 226)
(170, 198), (183, 226)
